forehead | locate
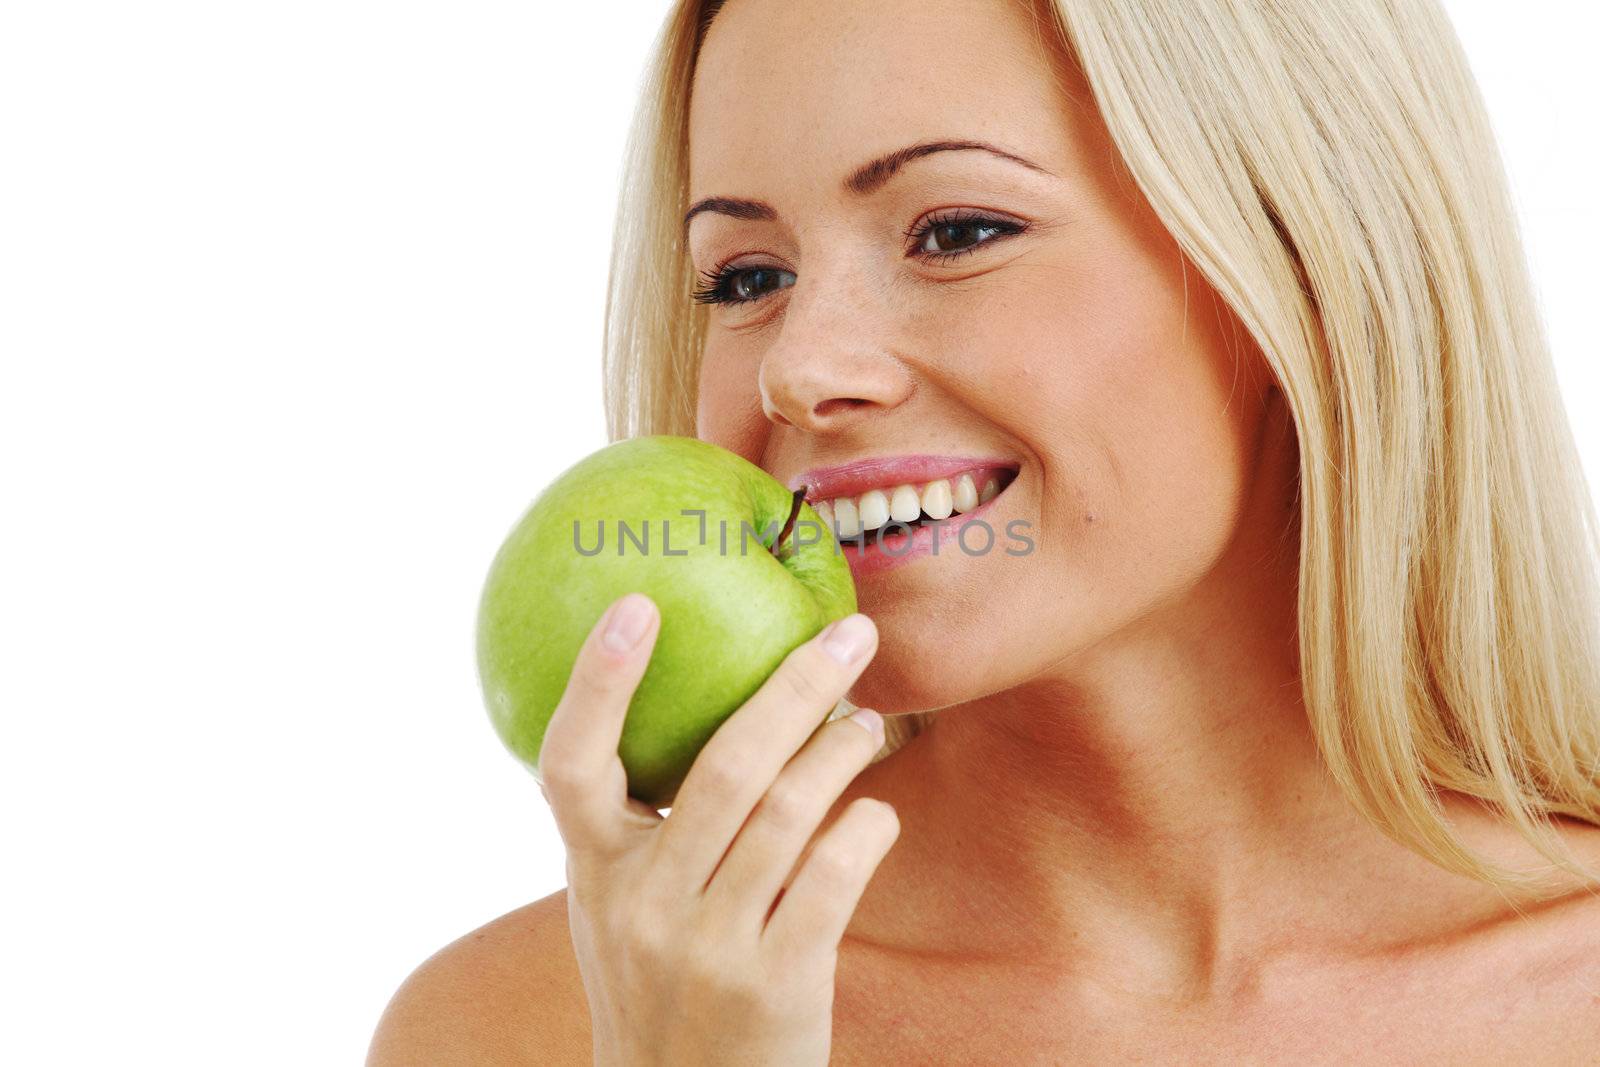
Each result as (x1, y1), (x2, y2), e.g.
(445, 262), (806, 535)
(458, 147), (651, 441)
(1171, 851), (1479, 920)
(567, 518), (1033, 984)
(688, 0), (1075, 196)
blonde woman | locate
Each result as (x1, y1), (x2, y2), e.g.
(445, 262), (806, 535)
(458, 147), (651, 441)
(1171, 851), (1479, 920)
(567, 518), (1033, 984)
(369, 0), (1600, 1061)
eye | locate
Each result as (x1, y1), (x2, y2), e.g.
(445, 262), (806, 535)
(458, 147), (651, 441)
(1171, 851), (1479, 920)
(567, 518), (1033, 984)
(906, 209), (1028, 261)
(689, 210), (1028, 308)
(691, 265), (796, 307)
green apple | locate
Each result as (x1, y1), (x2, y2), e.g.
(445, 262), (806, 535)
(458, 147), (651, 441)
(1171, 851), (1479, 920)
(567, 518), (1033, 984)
(476, 435), (857, 808)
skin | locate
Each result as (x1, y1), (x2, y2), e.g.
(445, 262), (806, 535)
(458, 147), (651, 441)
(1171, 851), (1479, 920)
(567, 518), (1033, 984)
(367, 0), (1600, 1062)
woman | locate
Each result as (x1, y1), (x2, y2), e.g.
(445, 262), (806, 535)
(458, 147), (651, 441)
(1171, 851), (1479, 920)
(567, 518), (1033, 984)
(370, 0), (1600, 1061)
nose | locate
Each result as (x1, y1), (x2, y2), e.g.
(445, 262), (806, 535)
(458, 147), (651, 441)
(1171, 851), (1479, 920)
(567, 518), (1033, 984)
(757, 277), (914, 433)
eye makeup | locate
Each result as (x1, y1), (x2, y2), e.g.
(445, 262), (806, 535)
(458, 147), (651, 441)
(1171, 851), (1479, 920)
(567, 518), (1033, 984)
(691, 208), (1030, 306)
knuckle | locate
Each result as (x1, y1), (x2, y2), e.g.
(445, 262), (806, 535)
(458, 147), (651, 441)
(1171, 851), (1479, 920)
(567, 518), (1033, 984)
(537, 757), (587, 797)
(755, 781), (815, 834)
(774, 658), (834, 708)
(692, 751), (751, 799)
(562, 660), (618, 706)
(806, 842), (861, 887)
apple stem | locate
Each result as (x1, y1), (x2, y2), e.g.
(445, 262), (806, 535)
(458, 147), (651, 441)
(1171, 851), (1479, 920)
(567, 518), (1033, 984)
(772, 487), (807, 560)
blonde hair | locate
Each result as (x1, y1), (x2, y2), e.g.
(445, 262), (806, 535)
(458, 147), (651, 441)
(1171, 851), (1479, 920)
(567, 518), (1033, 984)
(602, 0), (1600, 895)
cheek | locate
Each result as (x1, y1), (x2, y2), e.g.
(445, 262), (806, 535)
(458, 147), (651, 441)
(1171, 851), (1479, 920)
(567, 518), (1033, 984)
(855, 272), (1261, 713)
(1050, 252), (1261, 597)
(694, 344), (766, 457)
(946, 245), (1260, 601)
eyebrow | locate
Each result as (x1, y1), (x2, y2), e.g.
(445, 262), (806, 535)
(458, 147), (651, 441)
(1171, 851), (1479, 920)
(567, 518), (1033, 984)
(682, 139), (1052, 234)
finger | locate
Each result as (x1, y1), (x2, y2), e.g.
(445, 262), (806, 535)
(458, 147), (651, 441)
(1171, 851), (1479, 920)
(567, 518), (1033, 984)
(537, 592), (659, 864)
(702, 707), (885, 932)
(759, 797), (900, 964)
(654, 613), (878, 894)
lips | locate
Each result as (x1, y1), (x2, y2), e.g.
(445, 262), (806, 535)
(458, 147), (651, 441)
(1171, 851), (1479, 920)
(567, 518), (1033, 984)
(788, 454), (1020, 504)
(778, 454), (1023, 579)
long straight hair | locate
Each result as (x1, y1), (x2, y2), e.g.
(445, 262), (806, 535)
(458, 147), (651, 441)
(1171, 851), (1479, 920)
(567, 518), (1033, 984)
(601, 0), (1600, 894)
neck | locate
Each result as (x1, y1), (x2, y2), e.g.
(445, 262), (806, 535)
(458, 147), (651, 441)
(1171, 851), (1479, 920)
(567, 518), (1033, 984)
(839, 494), (1513, 1001)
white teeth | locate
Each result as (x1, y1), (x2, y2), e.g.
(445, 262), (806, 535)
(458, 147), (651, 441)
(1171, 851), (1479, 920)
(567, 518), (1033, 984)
(920, 479), (953, 520)
(889, 484), (921, 523)
(812, 499), (834, 534)
(857, 489), (890, 531)
(813, 468), (1008, 536)
(952, 473), (979, 513)
(832, 497), (861, 537)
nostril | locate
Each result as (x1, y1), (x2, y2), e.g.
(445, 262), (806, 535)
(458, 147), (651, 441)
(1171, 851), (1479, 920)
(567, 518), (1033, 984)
(812, 397), (870, 419)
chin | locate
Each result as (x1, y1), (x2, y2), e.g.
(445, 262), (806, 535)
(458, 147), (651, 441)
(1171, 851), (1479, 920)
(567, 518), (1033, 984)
(847, 654), (979, 717)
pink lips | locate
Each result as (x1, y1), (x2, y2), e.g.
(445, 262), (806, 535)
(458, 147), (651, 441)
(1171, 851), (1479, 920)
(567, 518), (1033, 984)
(788, 454), (1020, 504)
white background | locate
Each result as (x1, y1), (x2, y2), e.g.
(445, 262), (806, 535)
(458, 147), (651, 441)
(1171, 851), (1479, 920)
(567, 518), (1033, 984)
(1, 1), (1594, 1062)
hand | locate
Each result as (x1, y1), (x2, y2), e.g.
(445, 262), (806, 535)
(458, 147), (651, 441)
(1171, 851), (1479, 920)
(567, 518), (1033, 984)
(537, 592), (897, 1067)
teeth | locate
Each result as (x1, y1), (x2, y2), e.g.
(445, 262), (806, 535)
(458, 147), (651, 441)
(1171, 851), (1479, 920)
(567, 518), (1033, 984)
(833, 497), (861, 537)
(812, 500), (834, 534)
(857, 489), (890, 531)
(920, 479), (953, 520)
(811, 468), (1008, 537)
(952, 473), (979, 513)
(889, 484), (921, 523)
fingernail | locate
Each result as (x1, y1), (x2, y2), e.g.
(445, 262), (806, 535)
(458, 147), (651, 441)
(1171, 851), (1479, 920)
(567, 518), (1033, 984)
(822, 614), (874, 664)
(847, 706), (884, 745)
(603, 594), (654, 653)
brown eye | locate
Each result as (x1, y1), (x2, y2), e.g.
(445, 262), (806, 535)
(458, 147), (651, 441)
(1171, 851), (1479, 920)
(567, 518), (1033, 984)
(924, 221), (993, 253)
(908, 211), (1027, 261)
(731, 268), (792, 301)
(692, 265), (797, 306)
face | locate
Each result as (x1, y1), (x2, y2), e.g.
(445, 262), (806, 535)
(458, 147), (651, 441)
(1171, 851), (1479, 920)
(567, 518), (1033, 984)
(687, 0), (1282, 714)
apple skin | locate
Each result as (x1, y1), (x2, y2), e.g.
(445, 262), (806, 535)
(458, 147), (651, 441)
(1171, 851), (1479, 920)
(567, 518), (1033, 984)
(476, 435), (857, 808)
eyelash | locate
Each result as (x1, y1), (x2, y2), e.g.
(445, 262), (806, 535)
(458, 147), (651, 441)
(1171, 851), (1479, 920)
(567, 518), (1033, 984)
(691, 209), (1029, 307)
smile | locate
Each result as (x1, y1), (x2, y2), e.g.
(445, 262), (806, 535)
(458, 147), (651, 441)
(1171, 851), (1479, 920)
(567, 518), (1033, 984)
(788, 455), (1023, 578)
(808, 466), (1015, 536)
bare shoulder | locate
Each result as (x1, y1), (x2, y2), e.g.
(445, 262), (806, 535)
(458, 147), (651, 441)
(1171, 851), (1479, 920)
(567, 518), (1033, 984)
(366, 888), (591, 1066)
(1490, 820), (1600, 1051)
